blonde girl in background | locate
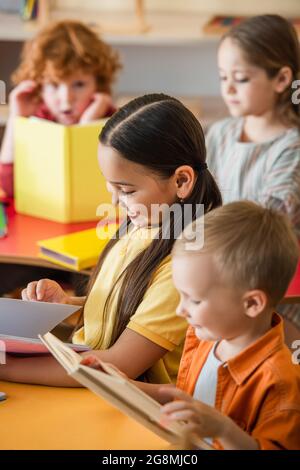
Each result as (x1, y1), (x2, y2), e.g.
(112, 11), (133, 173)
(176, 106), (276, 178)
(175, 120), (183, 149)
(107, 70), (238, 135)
(206, 15), (300, 345)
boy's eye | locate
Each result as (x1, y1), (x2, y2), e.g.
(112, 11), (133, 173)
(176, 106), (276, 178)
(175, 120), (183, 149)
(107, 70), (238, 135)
(191, 299), (201, 305)
(219, 75), (227, 81)
(73, 81), (86, 88)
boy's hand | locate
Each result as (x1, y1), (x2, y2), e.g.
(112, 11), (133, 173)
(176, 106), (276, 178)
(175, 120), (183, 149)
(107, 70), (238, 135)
(159, 386), (228, 442)
(9, 80), (39, 117)
(79, 92), (112, 123)
(80, 354), (104, 369)
(21, 279), (70, 304)
(80, 355), (128, 378)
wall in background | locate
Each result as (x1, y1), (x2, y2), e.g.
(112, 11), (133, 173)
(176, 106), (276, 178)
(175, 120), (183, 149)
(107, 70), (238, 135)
(115, 42), (220, 97)
(1, 1), (299, 99)
(53, 0), (300, 16)
(51, 0), (300, 97)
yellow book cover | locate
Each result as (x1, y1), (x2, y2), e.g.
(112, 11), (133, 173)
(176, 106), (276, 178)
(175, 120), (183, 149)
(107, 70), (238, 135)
(37, 224), (118, 271)
(14, 117), (112, 223)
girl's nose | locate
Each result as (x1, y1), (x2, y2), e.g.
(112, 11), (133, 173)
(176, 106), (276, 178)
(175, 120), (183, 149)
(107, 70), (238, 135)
(226, 80), (236, 95)
(111, 192), (119, 206)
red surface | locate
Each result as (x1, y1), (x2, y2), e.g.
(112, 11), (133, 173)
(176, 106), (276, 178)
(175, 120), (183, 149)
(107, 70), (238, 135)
(2, 337), (90, 355)
(286, 258), (300, 298)
(0, 199), (97, 260)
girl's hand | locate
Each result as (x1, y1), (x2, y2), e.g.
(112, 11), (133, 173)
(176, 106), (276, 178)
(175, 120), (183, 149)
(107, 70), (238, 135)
(9, 80), (39, 117)
(79, 92), (113, 123)
(21, 279), (70, 304)
(159, 386), (228, 442)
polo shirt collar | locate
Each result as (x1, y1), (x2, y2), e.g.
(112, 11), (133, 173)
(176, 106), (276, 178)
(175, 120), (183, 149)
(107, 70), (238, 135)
(226, 313), (284, 386)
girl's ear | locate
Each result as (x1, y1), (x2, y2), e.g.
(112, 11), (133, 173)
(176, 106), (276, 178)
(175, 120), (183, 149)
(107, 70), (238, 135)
(174, 165), (196, 200)
(243, 290), (268, 318)
(274, 66), (293, 93)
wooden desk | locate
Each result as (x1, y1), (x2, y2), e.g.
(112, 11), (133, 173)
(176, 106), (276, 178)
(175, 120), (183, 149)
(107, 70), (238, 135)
(0, 201), (96, 295)
(0, 201), (299, 302)
(0, 381), (166, 450)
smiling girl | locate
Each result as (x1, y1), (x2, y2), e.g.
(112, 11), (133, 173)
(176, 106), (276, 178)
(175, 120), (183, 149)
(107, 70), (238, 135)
(0, 94), (222, 387)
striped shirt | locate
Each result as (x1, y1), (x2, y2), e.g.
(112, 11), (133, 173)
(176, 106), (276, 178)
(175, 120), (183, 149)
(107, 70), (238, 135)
(206, 117), (300, 238)
(206, 117), (300, 328)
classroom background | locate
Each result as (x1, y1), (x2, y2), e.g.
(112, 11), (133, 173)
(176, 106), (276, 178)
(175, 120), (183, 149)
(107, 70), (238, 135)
(0, 0), (299, 333)
(0, 0), (300, 452)
(0, 0), (299, 136)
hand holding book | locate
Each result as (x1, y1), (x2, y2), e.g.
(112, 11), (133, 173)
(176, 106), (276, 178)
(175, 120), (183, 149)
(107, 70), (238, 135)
(39, 333), (213, 450)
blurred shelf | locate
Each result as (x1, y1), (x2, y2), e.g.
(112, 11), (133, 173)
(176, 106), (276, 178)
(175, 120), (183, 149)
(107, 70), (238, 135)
(0, 10), (219, 45)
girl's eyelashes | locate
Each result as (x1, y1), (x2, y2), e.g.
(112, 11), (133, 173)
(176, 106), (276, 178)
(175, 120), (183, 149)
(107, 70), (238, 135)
(119, 189), (135, 195)
(235, 77), (249, 83)
(219, 75), (250, 83)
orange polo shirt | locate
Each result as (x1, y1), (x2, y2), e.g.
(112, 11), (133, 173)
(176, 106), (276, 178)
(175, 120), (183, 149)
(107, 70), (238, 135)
(177, 313), (300, 450)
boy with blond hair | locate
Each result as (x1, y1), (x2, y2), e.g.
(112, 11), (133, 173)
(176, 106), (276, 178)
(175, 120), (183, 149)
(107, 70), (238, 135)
(84, 201), (300, 449)
(84, 201), (300, 450)
(159, 200), (300, 450)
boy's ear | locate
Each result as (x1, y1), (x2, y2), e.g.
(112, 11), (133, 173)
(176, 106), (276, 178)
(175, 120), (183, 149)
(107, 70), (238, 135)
(274, 66), (293, 93)
(243, 290), (268, 318)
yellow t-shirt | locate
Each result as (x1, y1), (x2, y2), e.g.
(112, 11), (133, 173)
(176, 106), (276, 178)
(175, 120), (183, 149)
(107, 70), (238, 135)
(72, 225), (187, 383)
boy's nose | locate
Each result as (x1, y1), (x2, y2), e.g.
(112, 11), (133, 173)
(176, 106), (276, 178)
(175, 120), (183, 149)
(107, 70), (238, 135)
(59, 86), (73, 109)
(176, 302), (189, 318)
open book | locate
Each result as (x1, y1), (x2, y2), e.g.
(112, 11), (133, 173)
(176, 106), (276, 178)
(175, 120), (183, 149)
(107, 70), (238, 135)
(39, 332), (213, 450)
(0, 298), (89, 355)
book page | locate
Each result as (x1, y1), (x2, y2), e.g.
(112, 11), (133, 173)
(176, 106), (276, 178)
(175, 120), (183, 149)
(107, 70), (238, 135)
(0, 298), (80, 338)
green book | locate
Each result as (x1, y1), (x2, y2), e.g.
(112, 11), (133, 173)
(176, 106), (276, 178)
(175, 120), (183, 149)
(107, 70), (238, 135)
(0, 203), (7, 238)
